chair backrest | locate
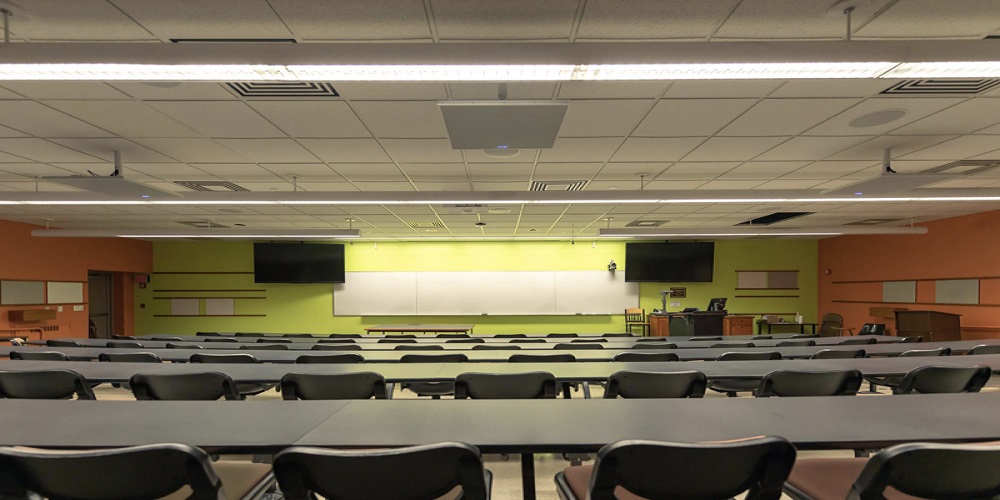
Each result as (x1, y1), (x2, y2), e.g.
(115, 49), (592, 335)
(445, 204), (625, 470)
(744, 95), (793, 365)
(716, 351), (781, 361)
(508, 353), (576, 363)
(630, 343), (679, 350)
(98, 352), (162, 363)
(892, 365), (992, 395)
(400, 353), (470, 363)
(445, 338), (485, 343)
(112, 334), (138, 340)
(969, 344), (1000, 355)
(571, 338), (608, 343)
(838, 337), (877, 345)
(280, 372), (388, 400)
(0, 443), (226, 500)
(241, 344), (289, 350)
(189, 353), (257, 364)
(509, 339), (546, 344)
(394, 345), (445, 351)
(492, 334), (526, 338)
(635, 337), (670, 343)
(809, 348), (866, 359)
(284, 333), (315, 338)
(273, 442), (489, 500)
(546, 333), (579, 338)
(689, 336), (723, 341)
(472, 345), (521, 350)
(203, 337), (239, 343)
(857, 323), (886, 335)
(435, 333), (470, 339)
(9, 351), (70, 361)
(586, 437), (796, 500)
(789, 334), (819, 339)
(899, 347), (951, 357)
(755, 369), (863, 397)
(605, 370), (706, 399)
(624, 308), (645, 322)
(151, 336), (183, 341)
(312, 344), (363, 351)
(295, 354), (365, 364)
(819, 313), (844, 337)
(235, 332), (266, 337)
(130, 372), (240, 400)
(106, 341), (144, 349)
(166, 343), (202, 349)
(259, 338), (293, 343)
(328, 334), (363, 339)
(45, 340), (82, 348)
(196, 332), (221, 336)
(899, 336), (923, 343)
(602, 333), (635, 338)
(754, 335), (773, 340)
(710, 342), (755, 348)
(379, 338), (417, 344)
(454, 372), (557, 399)
(774, 340), (816, 347)
(0, 369), (95, 400)
(317, 338), (357, 344)
(849, 442), (1000, 500)
(554, 343), (603, 350)
(613, 352), (680, 362)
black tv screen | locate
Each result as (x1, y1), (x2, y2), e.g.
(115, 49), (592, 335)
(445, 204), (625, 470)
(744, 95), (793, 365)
(253, 243), (345, 283)
(625, 242), (715, 282)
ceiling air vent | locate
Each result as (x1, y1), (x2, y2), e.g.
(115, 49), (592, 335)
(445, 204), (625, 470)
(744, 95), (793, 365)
(227, 82), (340, 98)
(174, 181), (250, 192)
(530, 180), (587, 192)
(880, 79), (1000, 95)
(736, 212), (813, 226)
(405, 221), (445, 228)
(845, 218), (904, 226)
(921, 159), (1000, 175)
(177, 221), (230, 228)
(625, 220), (668, 227)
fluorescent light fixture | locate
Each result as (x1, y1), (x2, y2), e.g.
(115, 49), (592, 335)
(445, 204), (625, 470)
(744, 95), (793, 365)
(599, 226), (928, 238)
(883, 61), (1000, 79)
(31, 228), (362, 239)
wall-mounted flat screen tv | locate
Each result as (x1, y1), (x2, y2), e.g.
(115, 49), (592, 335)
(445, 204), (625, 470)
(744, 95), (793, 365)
(624, 242), (715, 282)
(253, 243), (345, 283)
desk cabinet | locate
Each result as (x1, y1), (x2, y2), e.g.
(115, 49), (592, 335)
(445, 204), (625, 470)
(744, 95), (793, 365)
(723, 315), (755, 336)
(7, 309), (56, 322)
(649, 315), (669, 336)
(895, 310), (961, 342)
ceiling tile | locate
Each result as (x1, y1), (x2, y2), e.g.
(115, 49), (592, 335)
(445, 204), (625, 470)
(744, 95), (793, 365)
(533, 162), (605, 180)
(146, 101), (284, 138)
(108, 83), (236, 100)
(113, 0), (292, 39)
(663, 81), (783, 98)
(642, 179), (707, 190)
(432, 0), (578, 40)
(401, 163), (468, 181)
(49, 139), (176, 163)
(660, 162), (741, 179)
(259, 164), (344, 181)
(900, 135), (1000, 161)
(248, 101), (371, 138)
(126, 163), (218, 180)
(351, 101), (448, 138)
(558, 100), (653, 137)
(719, 99), (860, 136)
(770, 80), (900, 98)
(468, 163), (534, 181)
(214, 139), (320, 163)
(10, 0), (155, 41)
(784, 161), (879, 179)
(857, 0), (1000, 38)
(557, 82), (669, 99)
(539, 137), (622, 163)
(330, 163), (407, 182)
(720, 161), (810, 179)
(413, 181), (471, 191)
(298, 182), (360, 192)
(47, 101), (201, 138)
(806, 97), (964, 136)
(3, 82), (130, 100)
(132, 138), (250, 163)
(681, 137), (788, 162)
(0, 139), (101, 163)
(0, 102), (113, 138)
(299, 139), (392, 163)
(334, 83), (447, 100)
(611, 137), (705, 162)
(353, 181), (416, 191)
(577, 0), (739, 39)
(448, 83), (557, 100)
(754, 136), (870, 161)
(192, 164), (283, 180)
(634, 99), (756, 137)
(269, 0), (432, 40)
(890, 98), (1000, 135)
(715, 0), (890, 39)
(0, 163), (76, 178)
(752, 179), (825, 189)
(471, 181), (528, 191)
(594, 162), (672, 180)
(380, 139), (463, 162)
(828, 135), (957, 161)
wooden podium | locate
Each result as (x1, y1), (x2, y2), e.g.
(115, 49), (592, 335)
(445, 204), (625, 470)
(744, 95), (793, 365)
(895, 310), (961, 342)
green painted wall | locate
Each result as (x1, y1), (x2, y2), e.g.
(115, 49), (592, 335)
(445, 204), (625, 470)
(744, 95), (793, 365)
(135, 239), (817, 335)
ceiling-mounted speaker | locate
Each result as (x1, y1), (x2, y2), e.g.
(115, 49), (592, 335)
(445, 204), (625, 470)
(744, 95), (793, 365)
(438, 101), (569, 149)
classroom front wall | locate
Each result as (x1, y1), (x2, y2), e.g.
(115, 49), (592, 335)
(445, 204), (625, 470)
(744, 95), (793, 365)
(818, 209), (1000, 339)
(0, 219), (153, 337)
(135, 239), (818, 335)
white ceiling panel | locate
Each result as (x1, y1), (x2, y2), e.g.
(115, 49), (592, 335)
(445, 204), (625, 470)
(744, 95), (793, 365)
(634, 99), (757, 137)
(448, 83), (558, 100)
(299, 139), (392, 163)
(269, 0), (432, 41)
(468, 163), (534, 181)
(126, 163), (218, 180)
(298, 182), (360, 192)
(643, 179), (707, 190)
(401, 163), (468, 181)
(146, 102), (284, 138)
(785, 161), (880, 179)
(194, 164), (282, 180)
(47, 101), (201, 138)
(594, 162), (672, 180)
(857, 0), (1000, 38)
(355, 181), (416, 192)
(682, 137), (788, 162)
(432, 0), (578, 40)
(533, 162), (605, 179)
(806, 98), (964, 136)
(260, 164), (345, 181)
(753, 179), (825, 189)
(2, 82), (130, 100)
(660, 162), (741, 179)
(0, 125), (28, 138)
(611, 137), (705, 162)
(247, 101), (370, 138)
(754, 136), (870, 161)
(721, 161), (810, 179)
(464, 149), (540, 163)
(113, 0), (292, 40)
(413, 182), (472, 191)
(330, 164), (407, 182)
(557, 100), (653, 137)
(698, 180), (767, 190)
(577, 0), (739, 39)
(890, 98), (1000, 135)
(0, 163), (77, 178)
(0, 101), (112, 138)
(351, 101), (448, 138)
(770, 80), (900, 98)
(335, 83), (448, 101)
(380, 139), (463, 163)
(719, 99), (860, 136)
(715, 0), (890, 39)
(828, 135), (958, 161)
(49, 139), (175, 163)
(108, 83), (236, 100)
(538, 137), (622, 163)
(557, 82), (669, 99)
(10, 0), (155, 41)
(471, 181), (529, 191)
(214, 139), (320, 163)
(662, 81), (782, 98)
(0, 139), (101, 163)
(132, 138), (250, 163)
(900, 135), (1000, 161)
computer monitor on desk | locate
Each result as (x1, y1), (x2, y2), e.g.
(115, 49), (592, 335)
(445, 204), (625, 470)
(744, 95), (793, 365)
(707, 297), (727, 312)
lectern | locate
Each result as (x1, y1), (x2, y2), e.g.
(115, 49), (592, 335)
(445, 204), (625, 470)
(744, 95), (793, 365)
(895, 310), (961, 342)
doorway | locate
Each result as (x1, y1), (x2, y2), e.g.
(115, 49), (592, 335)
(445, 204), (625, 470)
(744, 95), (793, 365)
(88, 271), (113, 339)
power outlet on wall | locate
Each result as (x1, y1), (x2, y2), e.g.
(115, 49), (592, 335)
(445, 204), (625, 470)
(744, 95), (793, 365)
(73, 305), (85, 312)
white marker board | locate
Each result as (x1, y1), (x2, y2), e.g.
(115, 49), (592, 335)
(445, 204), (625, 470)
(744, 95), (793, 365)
(1, 281), (45, 305)
(334, 272), (417, 315)
(46, 282), (84, 304)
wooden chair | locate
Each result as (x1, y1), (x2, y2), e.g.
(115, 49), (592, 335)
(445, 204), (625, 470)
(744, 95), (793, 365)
(624, 308), (650, 336)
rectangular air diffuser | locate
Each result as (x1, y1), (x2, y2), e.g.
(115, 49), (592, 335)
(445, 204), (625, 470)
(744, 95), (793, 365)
(438, 101), (568, 149)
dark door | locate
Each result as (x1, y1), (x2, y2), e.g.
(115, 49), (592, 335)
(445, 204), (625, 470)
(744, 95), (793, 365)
(88, 272), (113, 339)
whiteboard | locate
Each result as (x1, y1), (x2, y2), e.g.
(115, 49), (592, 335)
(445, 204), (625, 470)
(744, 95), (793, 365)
(1, 281), (45, 305)
(334, 271), (638, 316)
(935, 279), (978, 305)
(46, 282), (84, 304)
(883, 281), (916, 303)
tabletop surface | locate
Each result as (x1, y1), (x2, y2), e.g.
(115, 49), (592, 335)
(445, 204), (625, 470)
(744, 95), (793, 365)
(363, 324), (476, 331)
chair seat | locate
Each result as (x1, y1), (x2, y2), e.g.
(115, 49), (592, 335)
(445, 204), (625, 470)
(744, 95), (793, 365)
(403, 381), (457, 397)
(164, 461), (275, 500)
(708, 379), (760, 395)
(785, 458), (916, 500)
(560, 465), (645, 500)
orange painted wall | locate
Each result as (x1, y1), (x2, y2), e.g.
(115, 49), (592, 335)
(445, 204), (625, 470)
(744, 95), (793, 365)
(819, 209), (1000, 339)
(0, 220), (152, 338)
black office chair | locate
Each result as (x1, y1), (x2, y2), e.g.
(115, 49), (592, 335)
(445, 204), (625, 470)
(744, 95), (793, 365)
(554, 343), (603, 350)
(899, 336), (924, 343)
(546, 333), (578, 338)
(436, 333), (470, 339)
(235, 332), (266, 337)
(151, 336), (183, 341)
(446, 338), (486, 343)
(839, 337), (876, 346)
(493, 334), (527, 338)
(509, 339), (546, 344)
(312, 344), (363, 351)
(629, 343), (679, 350)
(789, 333), (819, 339)
(384, 334), (417, 339)
(892, 365), (992, 394)
(864, 347), (952, 392)
(130, 372), (241, 401)
(400, 353), (469, 399)
(508, 353), (577, 398)
(98, 352), (161, 363)
(570, 338), (608, 343)
(317, 338), (357, 344)
(809, 348), (866, 359)
(394, 345), (445, 351)
(604, 370), (706, 399)
(754, 335), (773, 340)
(708, 351), (782, 397)
(379, 338), (417, 344)
(710, 342), (755, 348)
(555, 436), (796, 500)
(774, 340), (816, 347)
(273, 442), (491, 500)
(688, 336), (723, 341)
(328, 334), (363, 339)
(602, 333), (635, 338)
(968, 344), (1000, 355)
(295, 353), (365, 364)
(454, 371), (557, 399)
(204, 337), (239, 343)
(755, 369), (863, 397)
(283, 333), (315, 338)
(105, 341), (144, 349)
(166, 343), (202, 349)
(196, 332), (222, 336)
(259, 338), (293, 343)
(8, 351), (70, 361)
(635, 337), (670, 343)
(0, 369), (95, 400)
(46, 340), (83, 348)
(241, 344), (289, 350)
(280, 372), (388, 400)
(472, 345), (521, 350)
(784, 442), (1000, 500)
(856, 323), (887, 336)
(112, 334), (138, 340)
(189, 353), (272, 398)
(0, 443), (275, 500)
(613, 351), (680, 362)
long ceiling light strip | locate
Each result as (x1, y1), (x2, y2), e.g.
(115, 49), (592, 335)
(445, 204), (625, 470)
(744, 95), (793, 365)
(598, 226), (928, 237)
(30, 228), (362, 239)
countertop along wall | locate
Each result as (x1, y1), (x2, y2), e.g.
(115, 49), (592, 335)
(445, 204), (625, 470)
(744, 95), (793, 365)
(136, 239), (817, 335)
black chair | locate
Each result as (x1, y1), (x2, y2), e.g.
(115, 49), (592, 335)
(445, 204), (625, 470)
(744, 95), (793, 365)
(454, 372), (557, 399)
(317, 338), (357, 344)
(774, 340), (816, 347)
(604, 370), (706, 398)
(106, 341), (144, 349)
(754, 335), (773, 340)
(708, 351), (782, 397)
(509, 339), (546, 344)
(112, 334), (138, 340)
(892, 365), (992, 394)
(493, 334), (527, 338)
(394, 345), (445, 351)
(130, 372), (241, 401)
(555, 436), (796, 500)
(283, 333), (315, 338)
(46, 340), (82, 347)
(570, 338), (607, 343)
(864, 347), (952, 392)
(400, 353), (469, 399)
(554, 343), (603, 350)
(446, 338), (486, 343)
(204, 337), (239, 343)
(629, 343), (679, 350)
(689, 336), (723, 341)
(472, 345), (521, 350)
(710, 342), (755, 348)
(613, 351), (680, 362)
(789, 334), (819, 339)
(0, 369), (95, 399)
(151, 336), (183, 341)
(436, 333), (470, 339)
(166, 343), (202, 349)
(509, 352), (581, 399)
(235, 332), (266, 337)
(899, 336), (923, 343)
(189, 353), (272, 397)
(839, 337), (876, 345)
(635, 337), (670, 343)
(273, 442), (491, 500)
(259, 338), (293, 343)
(295, 353), (365, 364)
(755, 369), (863, 397)
(546, 333), (578, 338)
(196, 332), (222, 336)
(602, 333), (634, 338)
(809, 348), (866, 359)
(784, 442), (1000, 500)
(9, 351), (70, 361)
(0, 443), (275, 500)
(98, 352), (161, 363)
(280, 372), (388, 400)
(384, 334), (417, 339)
(241, 344), (289, 350)
(969, 344), (1000, 355)
(328, 334), (363, 339)
(312, 344), (362, 351)
(379, 338), (417, 344)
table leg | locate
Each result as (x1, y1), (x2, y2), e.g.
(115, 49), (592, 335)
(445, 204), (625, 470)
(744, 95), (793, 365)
(521, 453), (536, 500)
(810, 324), (817, 335)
